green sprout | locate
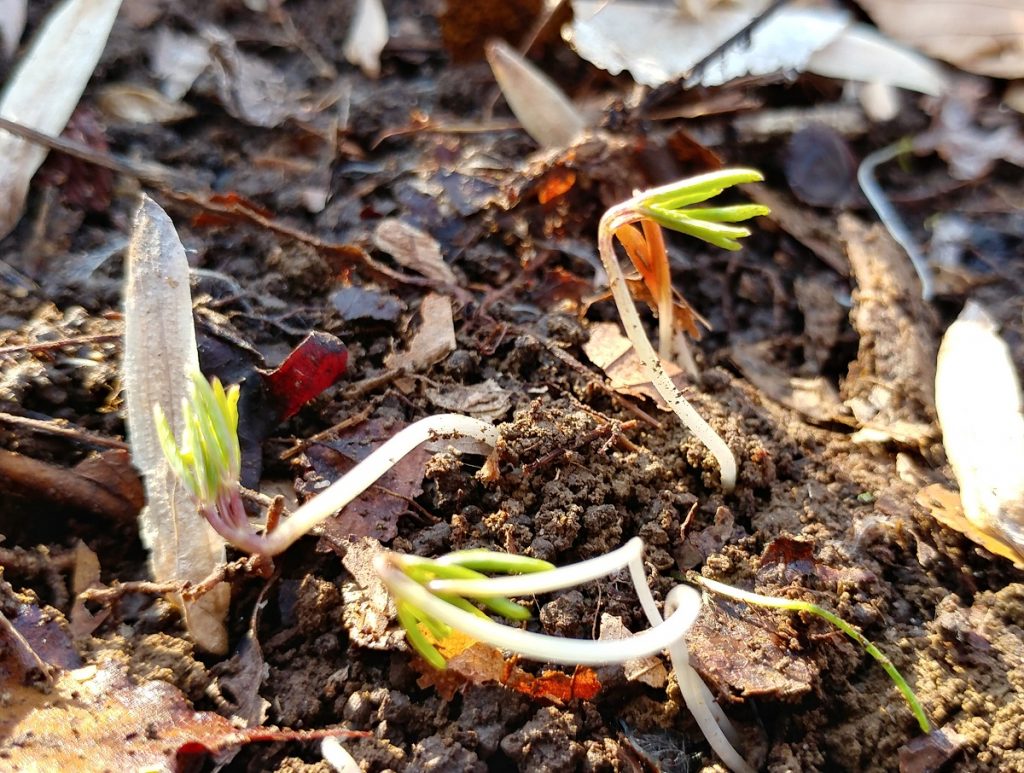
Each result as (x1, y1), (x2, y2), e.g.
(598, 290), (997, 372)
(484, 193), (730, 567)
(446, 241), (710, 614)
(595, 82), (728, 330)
(598, 170), (769, 492)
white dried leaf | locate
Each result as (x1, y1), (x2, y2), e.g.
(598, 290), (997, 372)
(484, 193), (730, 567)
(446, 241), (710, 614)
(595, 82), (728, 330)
(149, 28), (211, 101)
(385, 292), (456, 373)
(123, 196), (228, 654)
(565, 1), (848, 88)
(97, 83), (197, 123)
(0, 0), (27, 59)
(373, 218), (457, 285)
(343, 0), (388, 79)
(858, 0), (1024, 79)
(0, 0), (122, 240)
(426, 379), (512, 422)
(598, 613), (668, 688)
(806, 23), (949, 97)
(935, 302), (1024, 556)
(485, 38), (584, 148)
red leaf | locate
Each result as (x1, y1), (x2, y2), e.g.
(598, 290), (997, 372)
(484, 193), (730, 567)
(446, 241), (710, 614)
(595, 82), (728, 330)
(262, 332), (349, 420)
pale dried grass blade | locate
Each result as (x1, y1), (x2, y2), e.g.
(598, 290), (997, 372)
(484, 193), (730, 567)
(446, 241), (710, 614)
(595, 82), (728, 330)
(485, 38), (585, 149)
(123, 196), (229, 654)
(343, 0), (388, 79)
(0, 0), (27, 59)
(935, 302), (1024, 559)
(0, 0), (122, 239)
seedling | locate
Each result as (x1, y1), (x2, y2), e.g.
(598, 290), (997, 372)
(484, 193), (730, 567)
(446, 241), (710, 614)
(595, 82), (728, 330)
(158, 376), (930, 773)
(598, 171), (769, 491)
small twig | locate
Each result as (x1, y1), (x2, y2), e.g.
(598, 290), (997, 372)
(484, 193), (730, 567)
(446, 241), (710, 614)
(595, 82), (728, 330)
(0, 332), (120, 358)
(280, 402), (377, 460)
(339, 369), (406, 402)
(0, 412), (128, 450)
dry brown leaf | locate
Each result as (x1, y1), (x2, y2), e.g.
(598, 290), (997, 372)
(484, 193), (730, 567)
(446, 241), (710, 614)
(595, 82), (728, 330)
(426, 379), (512, 421)
(917, 484), (1024, 567)
(385, 292), (456, 372)
(96, 83), (197, 123)
(582, 321), (686, 407)
(372, 218), (457, 285)
(857, 0), (1024, 79)
(0, 0), (122, 239)
(304, 418), (433, 544)
(338, 537), (406, 651)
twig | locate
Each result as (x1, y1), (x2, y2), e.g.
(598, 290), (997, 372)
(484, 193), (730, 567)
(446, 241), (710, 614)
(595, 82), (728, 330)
(0, 412), (128, 450)
(0, 332), (120, 358)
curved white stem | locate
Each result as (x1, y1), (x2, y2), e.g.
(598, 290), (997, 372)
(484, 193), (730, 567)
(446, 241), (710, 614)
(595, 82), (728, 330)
(263, 414), (499, 555)
(378, 553), (702, 665)
(599, 205), (737, 491)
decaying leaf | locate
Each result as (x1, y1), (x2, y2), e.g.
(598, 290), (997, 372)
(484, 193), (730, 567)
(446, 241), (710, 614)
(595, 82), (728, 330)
(598, 614), (667, 688)
(414, 628), (601, 705)
(123, 196), (228, 654)
(582, 321), (687, 407)
(385, 292), (457, 372)
(857, 0), (1024, 79)
(343, 0), (389, 79)
(0, 0), (122, 239)
(917, 484), (1024, 567)
(565, 2), (848, 88)
(934, 302), (1024, 561)
(373, 218), (458, 285)
(96, 83), (197, 123)
(426, 379), (512, 422)
(149, 28), (211, 100)
(303, 418), (433, 543)
(485, 38), (585, 149)
(338, 537), (405, 651)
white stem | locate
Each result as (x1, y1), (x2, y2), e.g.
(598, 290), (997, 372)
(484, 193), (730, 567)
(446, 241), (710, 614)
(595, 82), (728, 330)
(426, 537), (645, 597)
(378, 553), (702, 665)
(264, 414), (499, 555)
(599, 206), (737, 491)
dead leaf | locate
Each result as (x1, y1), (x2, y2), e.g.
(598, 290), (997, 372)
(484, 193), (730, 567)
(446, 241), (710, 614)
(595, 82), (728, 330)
(373, 218), (457, 285)
(898, 728), (967, 773)
(485, 38), (585, 149)
(934, 302), (1024, 559)
(337, 537), (406, 651)
(330, 286), (404, 323)
(914, 83), (1024, 181)
(565, 2), (849, 88)
(0, 0), (122, 239)
(123, 195), (228, 654)
(917, 484), (1024, 568)
(343, 0), (389, 79)
(202, 25), (315, 128)
(583, 321), (687, 407)
(426, 379), (512, 421)
(385, 292), (457, 372)
(96, 83), (197, 123)
(69, 541), (107, 640)
(598, 614), (667, 688)
(303, 418), (433, 543)
(858, 0), (1024, 79)
(149, 28), (211, 101)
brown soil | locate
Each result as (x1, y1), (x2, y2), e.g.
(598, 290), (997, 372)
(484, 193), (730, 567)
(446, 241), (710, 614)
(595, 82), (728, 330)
(1, 2), (1022, 772)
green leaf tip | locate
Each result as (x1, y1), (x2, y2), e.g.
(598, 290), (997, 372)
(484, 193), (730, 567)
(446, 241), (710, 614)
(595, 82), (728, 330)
(637, 168), (769, 250)
(153, 371), (242, 508)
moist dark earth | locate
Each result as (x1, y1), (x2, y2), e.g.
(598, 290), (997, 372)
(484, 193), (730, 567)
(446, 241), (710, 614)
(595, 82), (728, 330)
(1, 2), (1023, 772)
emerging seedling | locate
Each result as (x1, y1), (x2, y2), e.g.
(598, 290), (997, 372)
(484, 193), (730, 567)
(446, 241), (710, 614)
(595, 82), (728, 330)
(156, 376), (499, 557)
(599, 170), (769, 491)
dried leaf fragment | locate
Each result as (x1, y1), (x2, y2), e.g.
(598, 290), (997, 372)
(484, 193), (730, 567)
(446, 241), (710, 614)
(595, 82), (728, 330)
(0, 0), (122, 239)
(373, 218), (457, 285)
(582, 321), (686, 407)
(344, 0), (389, 78)
(385, 293), (456, 372)
(934, 302), (1024, 561)
(485, 38), (584, 148)
(123, 195), (228, 654)
(96, 83), (197, 123)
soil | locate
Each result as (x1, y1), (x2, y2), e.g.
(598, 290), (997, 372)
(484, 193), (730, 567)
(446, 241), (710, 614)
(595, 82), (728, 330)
(1, 2), (1023, 772)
